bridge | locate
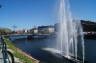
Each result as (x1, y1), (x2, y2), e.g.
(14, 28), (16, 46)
(4, 34), (50, 41)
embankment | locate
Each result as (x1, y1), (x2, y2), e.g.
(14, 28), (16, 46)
(3, 37), (39, 63)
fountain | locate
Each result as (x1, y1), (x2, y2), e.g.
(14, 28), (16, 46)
(56, 0), (85, 63)
(43, 0), (85, 63)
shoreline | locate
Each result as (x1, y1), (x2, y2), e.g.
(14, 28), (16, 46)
(14, 47), (40, 63)
(3, 37), (40, 63)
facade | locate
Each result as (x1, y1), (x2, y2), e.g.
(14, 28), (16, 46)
(38, 26), (55, 34)
(30, 28), (38, 34)
(15, 30), (25, 34)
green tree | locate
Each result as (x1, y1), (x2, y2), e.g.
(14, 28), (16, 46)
(0, 28), (12, 35)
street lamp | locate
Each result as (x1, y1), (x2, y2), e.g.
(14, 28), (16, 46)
(12, 25), (17, 31)
(0, 4), (3, 8)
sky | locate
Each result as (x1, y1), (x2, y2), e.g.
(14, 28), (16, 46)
(0, 0), (96, 30)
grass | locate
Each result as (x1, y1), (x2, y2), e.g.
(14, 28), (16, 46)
(3, 37), (38, 63)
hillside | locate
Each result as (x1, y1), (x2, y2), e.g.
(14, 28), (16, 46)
(81, 20), (96, 32)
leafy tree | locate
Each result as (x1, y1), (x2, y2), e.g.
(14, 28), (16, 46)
(0, 28), (12, 35)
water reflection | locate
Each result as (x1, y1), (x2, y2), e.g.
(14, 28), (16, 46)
(13, 38), (96, 63)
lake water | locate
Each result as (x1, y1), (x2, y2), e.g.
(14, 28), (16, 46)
(13, 37), (96, 63)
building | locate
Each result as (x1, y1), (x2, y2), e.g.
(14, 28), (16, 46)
(38, 26), (55, 34)
(30, 28), (38, 34)
(15, 30), (25, 34)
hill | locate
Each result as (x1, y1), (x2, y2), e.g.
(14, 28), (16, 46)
(81, 20), (96, 32)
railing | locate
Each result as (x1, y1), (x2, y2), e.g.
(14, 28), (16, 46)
(0, 35), (15, 63)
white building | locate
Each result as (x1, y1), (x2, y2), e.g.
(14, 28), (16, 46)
(38, 26), (55, 34)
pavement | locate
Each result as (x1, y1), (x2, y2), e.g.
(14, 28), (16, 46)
(0, 50), (4, 63)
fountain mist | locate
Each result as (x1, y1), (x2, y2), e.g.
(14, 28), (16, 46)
(57, 0), (85, 63)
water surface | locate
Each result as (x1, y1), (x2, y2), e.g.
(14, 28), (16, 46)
(13, 38), (96, 63)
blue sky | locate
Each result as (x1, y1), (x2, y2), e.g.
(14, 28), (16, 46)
(0, 0), (96, 30)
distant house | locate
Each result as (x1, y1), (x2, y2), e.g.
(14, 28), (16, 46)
(15, 30), (25, 34)
(30, 28), (38, 34)
(38, 26), (55, 34)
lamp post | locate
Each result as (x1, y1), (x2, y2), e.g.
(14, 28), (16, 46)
(0, 4), (2, 35)
(0, 4), (3, 8)
(12, 25), (17, 31)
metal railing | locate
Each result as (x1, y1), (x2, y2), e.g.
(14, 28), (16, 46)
(0, 35), (14, 63)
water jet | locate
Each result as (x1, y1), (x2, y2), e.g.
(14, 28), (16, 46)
(54, 0), (85, 63)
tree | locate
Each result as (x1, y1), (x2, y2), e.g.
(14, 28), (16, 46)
(0, 28), (12, 35)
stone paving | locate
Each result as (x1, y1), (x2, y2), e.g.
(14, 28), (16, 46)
(0, 50), (4, 63)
